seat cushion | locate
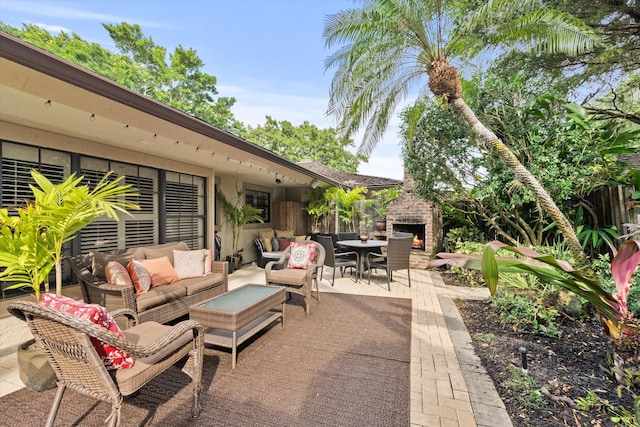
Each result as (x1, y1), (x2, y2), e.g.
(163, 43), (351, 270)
(177, 273), (225, 295)
(41, 293), (134, 370)
(116, 321), (192, 395)
(135, 283), (187, 312)
(267, 268), (308, 286)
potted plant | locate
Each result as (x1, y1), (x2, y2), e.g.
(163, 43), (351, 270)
(0, 170), (138, 391)
(366, 186), (403, 231)
(216, 189), (264, 271)
(359, 214), (372, 242)
(305, 186), (333, 233)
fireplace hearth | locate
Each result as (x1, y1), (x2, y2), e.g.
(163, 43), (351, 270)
(392, 223), (426, 250)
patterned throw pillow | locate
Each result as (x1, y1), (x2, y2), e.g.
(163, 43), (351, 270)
(127, 260), (152, 294)
(40, 293), (134, 370)
(286, 242), (317, 269)
(105, 261), (133, 286)
(173, 249), (206, 279)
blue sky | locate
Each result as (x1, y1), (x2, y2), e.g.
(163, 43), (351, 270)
(0, 0), (406, 180)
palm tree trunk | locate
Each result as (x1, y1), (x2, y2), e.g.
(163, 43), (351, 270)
(451, 97), (590, 269)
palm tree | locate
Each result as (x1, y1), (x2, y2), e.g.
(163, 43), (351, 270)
(323, 0), (602, 268)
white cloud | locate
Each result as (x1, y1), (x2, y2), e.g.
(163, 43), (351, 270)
(31, 22), (72, 33)
(1, 1), (166, 28)
(218, 84), (406, 180)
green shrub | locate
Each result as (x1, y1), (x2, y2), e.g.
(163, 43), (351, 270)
(492, 293), (562, 337)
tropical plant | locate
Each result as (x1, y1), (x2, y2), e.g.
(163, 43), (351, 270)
(305, 186), (334, 233)
(0, 170), (138, 300)
(216, 189), (264, 256)
(323, 0), (603, 268)
(329, 186), (368, 232)
(431, 239), (640, 386)
(366, 185), (403, 219)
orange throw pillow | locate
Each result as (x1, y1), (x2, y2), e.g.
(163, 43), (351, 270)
(140, 256), (180, 287)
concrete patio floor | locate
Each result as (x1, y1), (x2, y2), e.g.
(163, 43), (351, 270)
(0, 264), (512, 427)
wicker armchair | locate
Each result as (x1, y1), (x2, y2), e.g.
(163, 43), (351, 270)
(367, 237), (412, 291)
(7, 301), (204, 427)
(264, 241), (325, 315)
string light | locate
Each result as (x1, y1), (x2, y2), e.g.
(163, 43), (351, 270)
(89, 114), (96, 121)
(44, 100), (52, 108)
(124, 124), (129, 130)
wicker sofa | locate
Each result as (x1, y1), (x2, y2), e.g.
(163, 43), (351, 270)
(67, 241), (228, 325)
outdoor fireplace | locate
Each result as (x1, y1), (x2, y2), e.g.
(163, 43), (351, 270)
(385, 169), (442, 268)
(392, 223), (426, 251)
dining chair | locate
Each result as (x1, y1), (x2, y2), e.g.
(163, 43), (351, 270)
(7, 300), (205, 427)
(367, 237), (412, 291)
(337, 232), (359, 241)
(317, 235), (359, 285)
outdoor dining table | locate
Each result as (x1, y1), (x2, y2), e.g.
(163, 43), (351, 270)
(337, 239), (388, 279)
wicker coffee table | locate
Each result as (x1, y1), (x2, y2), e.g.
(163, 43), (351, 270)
(189, 284), (286, 368)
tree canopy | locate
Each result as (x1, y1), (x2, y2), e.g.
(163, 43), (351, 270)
(243, 116), (362, 172)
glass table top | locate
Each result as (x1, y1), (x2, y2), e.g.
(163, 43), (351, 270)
(198, 284), (280, 312)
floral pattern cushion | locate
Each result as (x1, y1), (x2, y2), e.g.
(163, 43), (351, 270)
(40, 293), (134, 370)
(127, 260), (152, 294)
(286, 242), (316, 269)
(173, 249), (206, 279)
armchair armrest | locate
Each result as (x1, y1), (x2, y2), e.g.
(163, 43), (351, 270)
(211, 260), (229, 292)
(265, 247), (291, 274)
(110, 308), (139, 329)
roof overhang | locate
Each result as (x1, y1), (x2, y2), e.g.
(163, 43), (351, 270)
(0, 32), (338, 188)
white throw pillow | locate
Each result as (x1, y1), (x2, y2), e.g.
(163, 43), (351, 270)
(173, 249), (206, 279)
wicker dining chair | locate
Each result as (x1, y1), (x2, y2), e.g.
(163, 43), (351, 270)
(317, 235), (359, 285)
(7, 301), (205, 427)
(265, 241), (325, 314)
(367, 237), (412, 291)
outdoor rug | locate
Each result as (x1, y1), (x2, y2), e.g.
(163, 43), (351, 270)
(0, 292), (411, 426)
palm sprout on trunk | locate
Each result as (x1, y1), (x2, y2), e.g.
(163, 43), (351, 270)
(323, 0), (602, 269)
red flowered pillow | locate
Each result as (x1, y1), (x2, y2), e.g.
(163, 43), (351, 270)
(286, 242), (317, 269)
(40, 293), (134, 370)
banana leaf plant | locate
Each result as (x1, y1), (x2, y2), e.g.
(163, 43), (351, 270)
(0, 170), (139, 300)
(430, 239), (640, 343)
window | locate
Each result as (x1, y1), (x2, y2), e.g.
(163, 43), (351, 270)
(245, 189), (270, 223)
(165, 171), (205, 250)
(1, 140), (209, 299)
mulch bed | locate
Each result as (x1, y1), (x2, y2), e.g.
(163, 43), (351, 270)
(444, 272), (637, 427)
